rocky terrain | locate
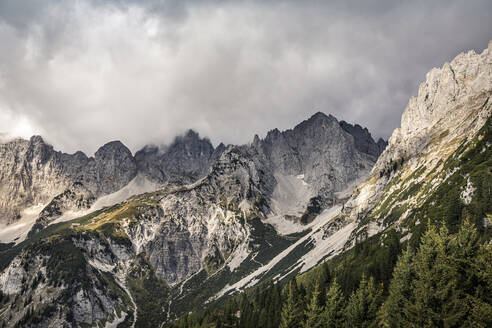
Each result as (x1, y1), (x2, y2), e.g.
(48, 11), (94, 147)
(135, 130), (226, 185)
(0, 40), (488, 328)
(338, 40), (492, 245)
(209, 41), (492, 307)
(0, 131), (226, 242)
(0, 137), (136, 224)
(0, 109), (384, 326)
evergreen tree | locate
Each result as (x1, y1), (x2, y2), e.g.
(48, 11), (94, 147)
(344, 274), (382, 328)
(303, 281), (324, 328)
(323, 278), (345, 328)
(318, 262), (331, 305)
(452, 220), (492, 328)
(378, 247), (414, 327)
(467, 240), (492, 328)
(406, 223), (465, 327)
(279, 280), (303, 328)
(269, 283), (282, 327)
(238, 293), (252, 328)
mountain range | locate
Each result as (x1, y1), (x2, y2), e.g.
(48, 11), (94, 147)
(0, 42), (490, 328)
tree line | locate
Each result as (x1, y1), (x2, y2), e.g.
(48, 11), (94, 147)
(168, 220), (491, 328)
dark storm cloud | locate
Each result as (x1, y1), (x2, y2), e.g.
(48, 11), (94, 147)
(0, 0), (491, 154)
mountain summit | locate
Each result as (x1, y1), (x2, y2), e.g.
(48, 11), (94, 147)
(0, 111), (384, 326)
(0, 42), (489, 328)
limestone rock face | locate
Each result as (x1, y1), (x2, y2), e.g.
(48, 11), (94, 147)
(252, 112), (383, 205)
(0, 244), (125, 328)
(0, 136), (137, 225)
(339, 120), (384, 157)
(125, 146), (270, 283)
(340, 41), (492, 243)
(29, 182), (96, 235)
(0, 136), (86, 224)
(91, 141), (137, 195)
(376, 41), (491, 174)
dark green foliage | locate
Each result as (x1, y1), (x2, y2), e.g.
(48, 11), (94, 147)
(279, 280), (304, 328)
(323, 278), (345, 328)
(127, 254), (169, 328)
(344, 275), (382, 328)
(380, 220), (492, 328)
(303, 281), (323, 328)
(167, 218), (491, 328)
(378, 247), (414, 327)
(335, 229), (401, 294)
(414, 116), (492, 234)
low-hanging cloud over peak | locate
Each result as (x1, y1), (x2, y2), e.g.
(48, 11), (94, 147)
(0, 0), (491, 154)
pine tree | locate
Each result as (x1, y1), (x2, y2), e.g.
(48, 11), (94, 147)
(344, 274), (382, 328)
(318, 262), (331, 305)
(239, 293), (252, 328)
(378, 247), (414, 327)
(467, 239), (492, 328)
(279, 280), (303, 328)
(323, 278), (345, 328)
(303, 281), (323, 328)
(406, 223), (464, 327)
(452, 220), (492, 328)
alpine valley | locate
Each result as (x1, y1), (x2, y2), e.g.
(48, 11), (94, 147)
(0, 42), (490, 328)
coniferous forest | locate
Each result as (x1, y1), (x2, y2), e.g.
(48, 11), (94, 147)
(168, 220), (491, 328)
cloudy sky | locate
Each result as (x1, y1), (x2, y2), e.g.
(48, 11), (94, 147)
(0, 0), (491, 154)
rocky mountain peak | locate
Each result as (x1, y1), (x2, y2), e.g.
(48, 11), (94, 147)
(95, 140), (133, 160)
(399, 42), (491, 140)
(263, 112), (339, 146)
(168, 130), (213, 155)
(135, 130), (223, 185)
(374, 42), (491, 174)
(376, 138), (388, 153)
(29, 135), (46, 145)
(295, 111), (338, 131)
(339, 120), (382, 157)
(341, 42), (491, 248)
(93, 141), (137, 195)
(25, 135), (55, 163)
(308, 111), (335, 122)
(183, 129), (200, 140)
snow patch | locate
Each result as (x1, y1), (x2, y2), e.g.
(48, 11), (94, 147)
(263, 173), (315, 235)
(227, 241), (251, 271)
(91, 175), (159, 211)
(296, 221), (356, 274)
(50, 210), (90, 225)
(0, 203), (45, 244)
(270, 173), (314, 217)
(212, 206), (342, 300)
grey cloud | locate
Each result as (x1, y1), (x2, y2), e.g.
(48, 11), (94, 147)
(0, 0), (491, 155)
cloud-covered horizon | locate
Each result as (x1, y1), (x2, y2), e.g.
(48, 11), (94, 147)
(0, 0), (491, 155)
